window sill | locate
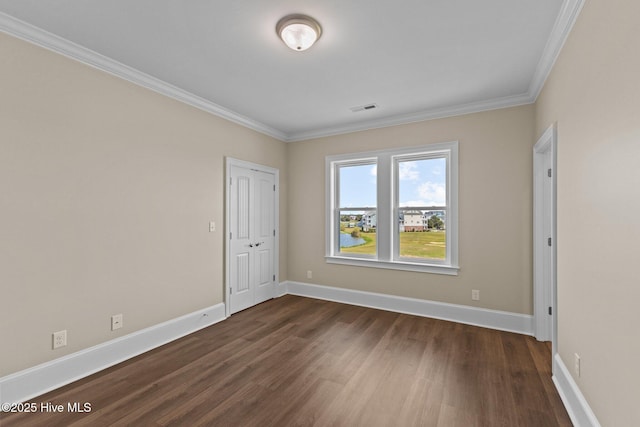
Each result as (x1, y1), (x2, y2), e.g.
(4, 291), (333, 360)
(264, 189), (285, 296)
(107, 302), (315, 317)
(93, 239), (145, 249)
(325, 256), (459, 276)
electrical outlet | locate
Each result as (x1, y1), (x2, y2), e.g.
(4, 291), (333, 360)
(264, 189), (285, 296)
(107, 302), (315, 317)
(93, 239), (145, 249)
(574, 353), (581, 377)
(307, 270), (313, 279)
(471, 289), (480, 301)
(111, 314), (123, 331)
(52, 330), (67, 349)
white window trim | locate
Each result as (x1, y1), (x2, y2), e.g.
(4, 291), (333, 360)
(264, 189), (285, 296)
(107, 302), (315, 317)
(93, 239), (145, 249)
(326, 141), (459, 275)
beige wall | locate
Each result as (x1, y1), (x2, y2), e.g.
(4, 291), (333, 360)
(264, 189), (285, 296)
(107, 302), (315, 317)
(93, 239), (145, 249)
(535, 0), (640, 425)
(0, 33), (288, 376)
(288, 105), (535, 314)
(7, 2), (638, 423)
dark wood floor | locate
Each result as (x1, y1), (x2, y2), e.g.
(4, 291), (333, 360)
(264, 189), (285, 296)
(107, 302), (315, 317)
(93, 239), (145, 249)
(0, 295), (571, 426)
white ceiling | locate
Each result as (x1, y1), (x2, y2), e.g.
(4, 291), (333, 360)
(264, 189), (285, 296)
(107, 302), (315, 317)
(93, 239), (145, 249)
(0, 1), (576, 142)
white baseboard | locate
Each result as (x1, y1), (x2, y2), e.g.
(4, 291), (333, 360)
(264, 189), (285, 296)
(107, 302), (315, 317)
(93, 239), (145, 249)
(276, 280), (288, 297)
(0, 303), (226, 405)
(1, 282), (598, 427)
(552, 353), (602, 427)
(284, 281), (534, 335)
(0, 282), (536, 405)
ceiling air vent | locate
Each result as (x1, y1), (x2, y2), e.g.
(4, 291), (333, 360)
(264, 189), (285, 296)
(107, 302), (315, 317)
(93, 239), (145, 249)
(349, 103), (378, 113)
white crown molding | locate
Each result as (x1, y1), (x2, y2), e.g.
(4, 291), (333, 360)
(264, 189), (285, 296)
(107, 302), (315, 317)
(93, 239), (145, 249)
(553, 353), (602, 427)
(284, 281), (534, 335)
(290, 0), (586, 143)
(528, 0), (586, 100)
(1, 0), (584, 144)
(0, 12), (288, 142)
(285, 92), (535, 142)
(0, 303), (226, 405)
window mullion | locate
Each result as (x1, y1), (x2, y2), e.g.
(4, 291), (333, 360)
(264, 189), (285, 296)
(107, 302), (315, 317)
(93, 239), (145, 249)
(376, 154), (392, 261)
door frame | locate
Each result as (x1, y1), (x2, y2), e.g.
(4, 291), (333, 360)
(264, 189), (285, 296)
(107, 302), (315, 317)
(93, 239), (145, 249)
(533, 124), (557, 353)
(225, 157), (280, 318)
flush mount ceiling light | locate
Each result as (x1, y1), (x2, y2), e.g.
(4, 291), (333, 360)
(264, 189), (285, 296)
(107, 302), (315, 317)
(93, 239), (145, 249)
(276, 14), (322, 51)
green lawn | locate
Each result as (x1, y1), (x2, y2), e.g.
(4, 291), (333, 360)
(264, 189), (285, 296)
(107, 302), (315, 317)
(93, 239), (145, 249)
(340, 227), (445, 259)
(398, 230), (445, 259)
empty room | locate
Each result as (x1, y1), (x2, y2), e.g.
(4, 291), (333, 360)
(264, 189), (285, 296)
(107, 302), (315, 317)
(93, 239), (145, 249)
(1, 1), (638, 426)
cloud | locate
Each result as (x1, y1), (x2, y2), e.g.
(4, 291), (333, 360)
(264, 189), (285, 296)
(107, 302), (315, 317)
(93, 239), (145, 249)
(399, 200), (429, 207)
(398, 161), (419, 181)
(417, 182), (446, 206)
(369, 164), (378, 185)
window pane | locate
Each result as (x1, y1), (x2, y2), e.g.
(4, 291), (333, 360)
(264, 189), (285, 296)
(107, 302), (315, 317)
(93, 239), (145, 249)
(397, 157), (446, 260)
(339, 163), (377, 208)
(339, 209), (377, 255)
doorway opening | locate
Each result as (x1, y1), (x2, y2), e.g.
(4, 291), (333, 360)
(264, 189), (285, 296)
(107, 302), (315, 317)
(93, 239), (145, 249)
(533, 124), (557, 360)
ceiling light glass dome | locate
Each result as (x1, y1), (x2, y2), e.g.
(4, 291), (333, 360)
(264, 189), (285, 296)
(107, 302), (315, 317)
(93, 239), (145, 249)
(276, 14), (322, 51)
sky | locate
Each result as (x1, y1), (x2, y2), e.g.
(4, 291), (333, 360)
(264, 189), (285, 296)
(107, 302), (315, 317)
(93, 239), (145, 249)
(339, 158), (446, 209)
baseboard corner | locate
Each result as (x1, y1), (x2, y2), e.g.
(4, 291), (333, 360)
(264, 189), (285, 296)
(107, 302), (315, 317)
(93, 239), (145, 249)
(276, 281), (288, 297)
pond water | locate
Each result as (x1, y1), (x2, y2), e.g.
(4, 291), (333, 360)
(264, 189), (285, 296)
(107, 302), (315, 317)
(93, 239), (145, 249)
(340, 233), (365, 247)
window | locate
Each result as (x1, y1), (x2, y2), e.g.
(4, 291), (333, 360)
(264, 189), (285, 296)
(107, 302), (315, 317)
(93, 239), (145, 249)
(326, 142), (458, 275)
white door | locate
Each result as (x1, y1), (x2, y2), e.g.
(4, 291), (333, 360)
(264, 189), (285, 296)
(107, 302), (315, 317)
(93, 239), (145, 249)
(228, 162), (277, 314)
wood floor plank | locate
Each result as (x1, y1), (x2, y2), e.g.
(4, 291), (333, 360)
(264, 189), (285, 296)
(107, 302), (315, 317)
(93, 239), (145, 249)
(0, 295), (572, 427)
